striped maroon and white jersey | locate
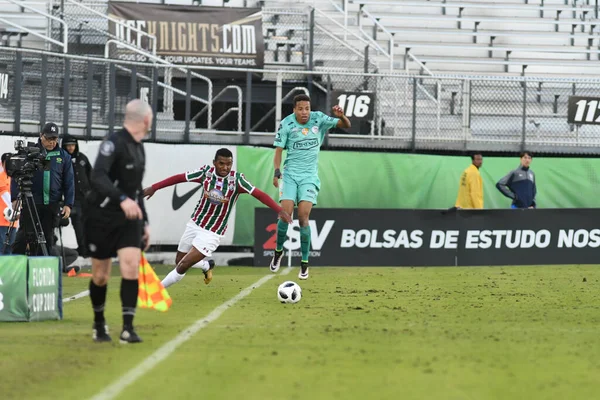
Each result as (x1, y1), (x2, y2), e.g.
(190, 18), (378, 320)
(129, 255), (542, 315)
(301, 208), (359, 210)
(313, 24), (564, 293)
(185, 165), (255, 235)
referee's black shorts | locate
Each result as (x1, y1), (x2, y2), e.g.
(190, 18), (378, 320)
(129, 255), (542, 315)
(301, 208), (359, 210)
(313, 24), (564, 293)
(85, 208), (143, 259)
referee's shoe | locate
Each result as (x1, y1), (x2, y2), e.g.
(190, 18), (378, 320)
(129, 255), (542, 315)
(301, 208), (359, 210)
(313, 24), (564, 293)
(93, 322), (112, 343)
(120, 326), (142, 344)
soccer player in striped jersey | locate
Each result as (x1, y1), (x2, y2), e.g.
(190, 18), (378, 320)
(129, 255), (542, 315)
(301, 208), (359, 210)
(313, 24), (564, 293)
(143, 148), (291, 289)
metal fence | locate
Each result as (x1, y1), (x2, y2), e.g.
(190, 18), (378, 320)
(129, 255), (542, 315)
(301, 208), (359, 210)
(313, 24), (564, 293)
(2, 47), (600, 154)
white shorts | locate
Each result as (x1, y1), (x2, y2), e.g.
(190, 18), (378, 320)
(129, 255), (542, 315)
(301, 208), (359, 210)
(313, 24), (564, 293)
(177, 221), (221, 257)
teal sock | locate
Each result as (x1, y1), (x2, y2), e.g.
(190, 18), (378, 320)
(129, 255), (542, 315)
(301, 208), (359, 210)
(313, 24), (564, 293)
(300, 225), (311, 263)
(276, 219), (288, 252)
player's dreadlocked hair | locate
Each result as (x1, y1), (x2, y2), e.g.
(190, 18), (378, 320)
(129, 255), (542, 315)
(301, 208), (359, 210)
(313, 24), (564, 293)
(293, 94), (311, 107)
(215, 148), (233, 160)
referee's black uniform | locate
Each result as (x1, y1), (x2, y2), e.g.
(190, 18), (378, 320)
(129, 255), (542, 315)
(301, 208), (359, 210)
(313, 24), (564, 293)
(85, 127), (148, 342)
(86, 128), (147, 256)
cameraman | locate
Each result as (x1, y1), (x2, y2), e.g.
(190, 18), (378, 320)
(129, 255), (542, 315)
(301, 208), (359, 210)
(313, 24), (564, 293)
(11, 123), (75, 256)
(62, 134), (91, 257)
(0, 153), (17, 254)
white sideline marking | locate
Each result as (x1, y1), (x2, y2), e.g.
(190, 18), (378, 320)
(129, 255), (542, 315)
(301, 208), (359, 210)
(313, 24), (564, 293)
(89, 267), (292, 400)
(62, 290), (90, 303)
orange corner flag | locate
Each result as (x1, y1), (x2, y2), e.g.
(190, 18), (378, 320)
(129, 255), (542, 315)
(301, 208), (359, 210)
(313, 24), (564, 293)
(138, 253), (172, 312)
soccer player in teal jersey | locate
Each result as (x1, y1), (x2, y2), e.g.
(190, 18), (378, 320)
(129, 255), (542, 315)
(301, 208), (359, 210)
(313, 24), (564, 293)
(270, 94), (351, 279)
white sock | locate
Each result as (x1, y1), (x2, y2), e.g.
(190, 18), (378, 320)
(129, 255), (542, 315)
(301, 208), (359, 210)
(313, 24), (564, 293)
(162, 268), (185, 288)
(191, 259), (209, 272)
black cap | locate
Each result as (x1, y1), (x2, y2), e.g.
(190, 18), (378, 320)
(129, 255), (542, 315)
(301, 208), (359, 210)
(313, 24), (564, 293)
(62, 135), (77, 145)
(41, 122), (59, 138)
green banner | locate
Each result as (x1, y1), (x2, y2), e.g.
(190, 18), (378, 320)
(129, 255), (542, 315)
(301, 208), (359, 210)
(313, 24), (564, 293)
(28, 257), (61, 321)
(234, 146), (600, 246)
(0, 256), (29, 322)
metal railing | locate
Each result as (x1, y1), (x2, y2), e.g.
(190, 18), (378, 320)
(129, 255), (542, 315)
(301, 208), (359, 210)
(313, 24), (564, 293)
(366, 11), (600, 30)
(352, 0), (599, 17)
(1, 47), (600, 155)
(252, 85), (310, 131)
(311, 6), (381, 72)
(104, 39), (214, 125)
(192, 86), (243, 133)
(354, 0), (600, 75)
(0, 0), (69, 52)
(358, 5), (395, 70)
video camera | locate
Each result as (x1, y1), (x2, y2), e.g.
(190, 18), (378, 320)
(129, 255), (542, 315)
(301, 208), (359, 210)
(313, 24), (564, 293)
(5, 140), (49, 179)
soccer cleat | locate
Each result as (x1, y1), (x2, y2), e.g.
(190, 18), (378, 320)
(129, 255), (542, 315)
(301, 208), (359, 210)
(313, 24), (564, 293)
(298, 262), (309, 280)
(270, 250), (284, 273)
(92, 322), (112, 343)
(120, 327), (143, 344)
(203, 259), (215, 285)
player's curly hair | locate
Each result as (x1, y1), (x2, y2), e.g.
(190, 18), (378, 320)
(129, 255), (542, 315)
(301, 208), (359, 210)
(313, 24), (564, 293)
(293, 94), (311, 107)
(215, 148), (233, 160)
(470, 152), (482, 160)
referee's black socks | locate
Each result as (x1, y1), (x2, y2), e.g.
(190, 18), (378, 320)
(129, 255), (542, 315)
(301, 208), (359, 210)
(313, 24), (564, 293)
(120, 278), (139, 329)
(89, 280), (107, 323)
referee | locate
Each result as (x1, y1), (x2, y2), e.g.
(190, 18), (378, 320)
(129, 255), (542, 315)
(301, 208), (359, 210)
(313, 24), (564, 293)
(86, 99), (152, 343)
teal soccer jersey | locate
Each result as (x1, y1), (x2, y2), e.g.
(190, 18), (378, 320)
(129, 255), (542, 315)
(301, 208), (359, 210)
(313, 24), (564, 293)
(273, 111), (339, 181)
(274, 111), (339, 205)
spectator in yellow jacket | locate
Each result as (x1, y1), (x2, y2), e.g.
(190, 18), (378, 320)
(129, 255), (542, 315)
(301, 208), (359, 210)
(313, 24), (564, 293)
(455, 153), (483, 209)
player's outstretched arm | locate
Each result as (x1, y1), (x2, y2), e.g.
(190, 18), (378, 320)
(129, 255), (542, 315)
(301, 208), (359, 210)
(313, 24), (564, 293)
(251, 188), (292, 223)
(332, 105), (351, 129)
(143, 173), (187, 199)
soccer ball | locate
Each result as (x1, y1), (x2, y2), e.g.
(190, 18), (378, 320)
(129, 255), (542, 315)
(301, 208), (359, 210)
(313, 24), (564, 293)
(277, 281), (302, 304)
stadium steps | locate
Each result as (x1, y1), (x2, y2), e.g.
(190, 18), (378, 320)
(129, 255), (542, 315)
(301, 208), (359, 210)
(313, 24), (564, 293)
(308, 0), (600, 77)
(0, 0), (50, 50)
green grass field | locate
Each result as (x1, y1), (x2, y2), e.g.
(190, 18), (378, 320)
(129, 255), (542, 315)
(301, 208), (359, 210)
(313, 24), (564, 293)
(1, 265), (600, 400)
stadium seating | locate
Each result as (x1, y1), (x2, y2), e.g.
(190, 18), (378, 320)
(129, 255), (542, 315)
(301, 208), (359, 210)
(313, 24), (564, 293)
(2, 0), (598, 77)
(350, 0), (600, 77)
(0, 0), (598, 151)
(0, 0), (54, 50)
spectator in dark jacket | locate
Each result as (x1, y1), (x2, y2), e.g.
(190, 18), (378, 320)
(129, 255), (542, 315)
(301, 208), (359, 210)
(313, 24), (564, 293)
(62, 134), (91, 257)
(11, 123), (75, 255)
(496, 151), (537, 209)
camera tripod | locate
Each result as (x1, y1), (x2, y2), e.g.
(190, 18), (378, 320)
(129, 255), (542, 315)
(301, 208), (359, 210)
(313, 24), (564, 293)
(3, 177), (49, 256)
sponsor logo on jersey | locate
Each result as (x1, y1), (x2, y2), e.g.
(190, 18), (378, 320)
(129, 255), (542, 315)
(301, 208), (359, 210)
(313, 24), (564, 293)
(205, 188), (229, 205)
(301, 128), (309, 135)
(311, 126), (319, 134)
(293, 138), (319, 150)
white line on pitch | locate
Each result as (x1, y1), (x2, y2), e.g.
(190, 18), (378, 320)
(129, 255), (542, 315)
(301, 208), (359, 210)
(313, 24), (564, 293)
(62, 290), (90, 303)
(90, 267), (292, 400)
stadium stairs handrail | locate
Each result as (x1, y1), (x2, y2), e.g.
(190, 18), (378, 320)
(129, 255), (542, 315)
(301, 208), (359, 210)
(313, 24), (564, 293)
(1, 0), (68, 52)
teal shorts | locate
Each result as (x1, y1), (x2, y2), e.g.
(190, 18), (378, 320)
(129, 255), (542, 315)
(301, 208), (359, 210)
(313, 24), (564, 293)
(279, 174), (320, 205)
